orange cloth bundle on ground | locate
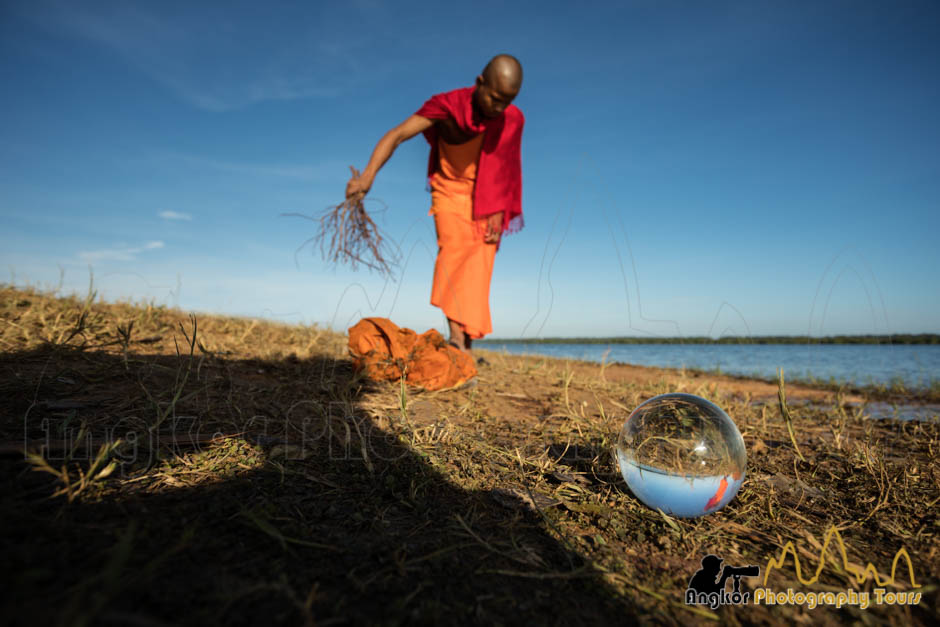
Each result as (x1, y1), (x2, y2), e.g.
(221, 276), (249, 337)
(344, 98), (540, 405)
(348, 317), (477, 391)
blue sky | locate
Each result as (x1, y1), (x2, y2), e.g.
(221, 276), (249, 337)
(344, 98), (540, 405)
(2, 0), (938, 338)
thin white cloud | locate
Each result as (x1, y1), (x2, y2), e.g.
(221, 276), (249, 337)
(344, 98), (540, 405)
(18, 2), (357, 111)
(159, 210), (192, 221)
(79, 240), (165, 262)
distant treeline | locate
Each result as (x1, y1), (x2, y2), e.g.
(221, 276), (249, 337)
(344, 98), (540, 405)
(477, 334), (940, 345)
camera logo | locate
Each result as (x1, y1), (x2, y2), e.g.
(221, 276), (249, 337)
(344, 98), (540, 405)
(685, 554), (760, 609)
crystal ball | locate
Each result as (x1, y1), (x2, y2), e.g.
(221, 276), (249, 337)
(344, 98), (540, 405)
(616, 393), (746, 518)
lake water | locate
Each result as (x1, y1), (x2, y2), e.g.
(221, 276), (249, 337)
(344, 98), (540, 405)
(480, 342), (940, 390)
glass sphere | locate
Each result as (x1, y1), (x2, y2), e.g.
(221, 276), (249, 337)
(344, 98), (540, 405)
(616, 393), (746, 518)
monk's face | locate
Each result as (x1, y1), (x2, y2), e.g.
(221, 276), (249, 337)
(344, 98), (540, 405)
(474, 74), (519, 119)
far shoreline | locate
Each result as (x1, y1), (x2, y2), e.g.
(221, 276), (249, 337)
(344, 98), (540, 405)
(478, 333), (940, 345)
(474, 346), (940, 407)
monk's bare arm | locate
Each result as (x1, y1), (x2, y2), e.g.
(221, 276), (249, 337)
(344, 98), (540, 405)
(346, 115), (434, 199)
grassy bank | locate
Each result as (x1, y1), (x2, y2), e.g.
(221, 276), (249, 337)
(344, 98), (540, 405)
(1, 285), (937, 625)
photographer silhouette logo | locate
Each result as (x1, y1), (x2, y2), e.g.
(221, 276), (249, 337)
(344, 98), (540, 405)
(686, 554), (760, 609)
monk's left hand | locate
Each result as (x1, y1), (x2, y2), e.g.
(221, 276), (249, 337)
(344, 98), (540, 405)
(484, 213), (502, 244)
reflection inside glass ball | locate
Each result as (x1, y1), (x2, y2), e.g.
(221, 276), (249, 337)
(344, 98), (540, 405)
(616, 393), (746, 517)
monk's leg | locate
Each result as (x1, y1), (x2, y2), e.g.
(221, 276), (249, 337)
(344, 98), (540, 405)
(447, 318), (473, 356)
(432, 213), (497, 343)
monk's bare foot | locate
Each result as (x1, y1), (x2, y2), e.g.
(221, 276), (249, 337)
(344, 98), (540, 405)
(448, 340), (473, 358)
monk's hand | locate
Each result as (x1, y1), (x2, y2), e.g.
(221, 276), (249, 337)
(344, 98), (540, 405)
(484, 212), (503, 244)
(345, 166), (372, 201)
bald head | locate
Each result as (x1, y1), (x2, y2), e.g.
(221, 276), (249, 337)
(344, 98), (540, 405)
(481, 54), (523, 92)
(474, 54), (522, 118)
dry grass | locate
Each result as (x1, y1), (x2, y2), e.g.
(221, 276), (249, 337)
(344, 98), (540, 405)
(1, 284), (937, 625)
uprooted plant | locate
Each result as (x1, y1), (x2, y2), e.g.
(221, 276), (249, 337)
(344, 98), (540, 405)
(285, 167), (399, 278)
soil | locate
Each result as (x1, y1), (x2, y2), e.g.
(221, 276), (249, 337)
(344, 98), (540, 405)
(1, 286), (937, 626)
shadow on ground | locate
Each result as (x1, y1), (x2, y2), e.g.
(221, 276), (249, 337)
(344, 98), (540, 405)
(1, 344), (638, 626)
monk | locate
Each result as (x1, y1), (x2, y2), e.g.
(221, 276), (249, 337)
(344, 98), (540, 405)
(345, 54), (524, 360)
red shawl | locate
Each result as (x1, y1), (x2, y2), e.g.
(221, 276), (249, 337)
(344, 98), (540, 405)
(415, 86), (524, 234)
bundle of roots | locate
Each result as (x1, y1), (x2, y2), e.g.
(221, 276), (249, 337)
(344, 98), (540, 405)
(287, 167), (398, 279)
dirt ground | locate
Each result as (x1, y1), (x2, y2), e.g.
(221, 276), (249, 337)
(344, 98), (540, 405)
(1, 286), (937, 625)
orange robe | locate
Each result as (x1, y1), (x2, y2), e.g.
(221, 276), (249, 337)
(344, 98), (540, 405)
(429, 135), (498, 340)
